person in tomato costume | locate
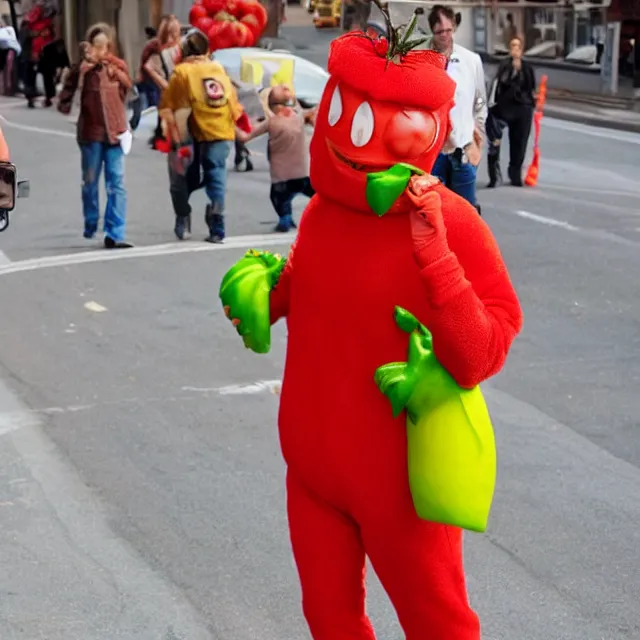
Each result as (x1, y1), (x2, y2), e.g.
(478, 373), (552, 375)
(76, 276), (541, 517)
(220, 10), (523, 639)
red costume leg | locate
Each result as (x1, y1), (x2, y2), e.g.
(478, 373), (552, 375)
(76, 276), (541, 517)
(286, 471), (377, 640)
(362, 511), (480, 640)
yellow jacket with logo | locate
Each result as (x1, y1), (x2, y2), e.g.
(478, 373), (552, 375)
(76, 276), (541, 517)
(160, 56), (243, 142)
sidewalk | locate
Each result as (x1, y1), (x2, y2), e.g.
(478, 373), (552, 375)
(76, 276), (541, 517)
(540, 87), (640, 134)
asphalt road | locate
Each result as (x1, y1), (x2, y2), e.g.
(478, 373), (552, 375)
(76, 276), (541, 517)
(0, 86), (639, 640)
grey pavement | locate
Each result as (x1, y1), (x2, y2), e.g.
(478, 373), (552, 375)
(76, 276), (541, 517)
(0, 74), (640, 639)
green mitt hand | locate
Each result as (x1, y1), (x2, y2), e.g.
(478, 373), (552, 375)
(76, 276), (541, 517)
(219, 249), (286, 354)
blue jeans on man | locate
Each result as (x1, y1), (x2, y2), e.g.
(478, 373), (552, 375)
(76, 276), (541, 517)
(432, 150), (479, 211)
(80, 142), (128, 244)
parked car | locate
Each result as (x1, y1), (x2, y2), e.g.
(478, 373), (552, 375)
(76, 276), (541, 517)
(211, 47), (329, 107)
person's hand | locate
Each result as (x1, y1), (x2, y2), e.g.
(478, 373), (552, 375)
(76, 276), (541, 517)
(465, 140), (481, 167)
(473, 126), (483, 148)
(79, 59), (95, 75)
(405, 174), (449, 267)
(106, 63), (118, 79)
(305, 106), (318, 125)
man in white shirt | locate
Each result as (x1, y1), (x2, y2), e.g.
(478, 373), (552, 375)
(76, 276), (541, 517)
(428, 5), (487, 214)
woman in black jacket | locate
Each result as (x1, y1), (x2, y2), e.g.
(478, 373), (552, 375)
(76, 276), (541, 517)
(486, 35), (536, 187)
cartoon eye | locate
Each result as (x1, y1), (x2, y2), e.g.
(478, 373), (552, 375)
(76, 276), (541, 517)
(328, 84), (342, 126)
(350, 102), (374, 147)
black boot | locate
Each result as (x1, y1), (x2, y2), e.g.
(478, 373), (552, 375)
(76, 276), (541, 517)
(509, 167), (523, 187)
(104, 236), (134, 249)
(487, 154), (502, 188)
(205, 203), (225, 243)
(174, 214), (191, 240)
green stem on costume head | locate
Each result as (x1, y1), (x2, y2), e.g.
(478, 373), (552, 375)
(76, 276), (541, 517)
(369, 0), (429, 62)
(366, 163), (425, 217)
(374, 307), (497, 533)
(219, 249), (286, 354)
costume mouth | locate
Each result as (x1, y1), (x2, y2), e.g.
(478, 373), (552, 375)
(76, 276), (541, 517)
(327, 141), (390, 173)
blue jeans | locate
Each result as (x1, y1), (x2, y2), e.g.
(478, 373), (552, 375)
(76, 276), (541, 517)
(201, 140), (232, 209)
(80, 142), (127, 241)
(432, 152), (478, 207)
(136, 79), (160, 109)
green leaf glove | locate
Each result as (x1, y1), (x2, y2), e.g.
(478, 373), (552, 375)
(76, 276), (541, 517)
(219, 249), (286, 354)
(366, 163), (425, 217)
(374, 307), (497, 533)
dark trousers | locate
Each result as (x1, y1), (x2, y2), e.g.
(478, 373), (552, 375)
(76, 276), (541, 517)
(168, 142), (203, 219)
(24, 61), (56, 101)
(269, 177), (314, 220)
(486, 105), (533, 184)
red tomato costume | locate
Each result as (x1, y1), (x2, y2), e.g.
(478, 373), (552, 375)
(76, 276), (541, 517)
(231, 30), (523, 640)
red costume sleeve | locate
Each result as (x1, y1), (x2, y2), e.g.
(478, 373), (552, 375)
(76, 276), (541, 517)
(235, 112), (252, 134)
(418, 190), (523, 389)
(269, 241), (296, 324)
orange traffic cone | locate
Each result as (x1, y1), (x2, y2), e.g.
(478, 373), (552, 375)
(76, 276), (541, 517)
(525, 75), (548, 187)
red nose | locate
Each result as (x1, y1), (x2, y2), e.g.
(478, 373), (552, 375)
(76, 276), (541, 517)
(383, 110), (439, 160)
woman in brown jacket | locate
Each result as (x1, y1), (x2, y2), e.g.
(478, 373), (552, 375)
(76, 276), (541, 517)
(58, 23), (133, 249)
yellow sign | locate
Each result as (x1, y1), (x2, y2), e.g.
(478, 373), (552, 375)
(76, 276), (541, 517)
(240, 56), (295, 91)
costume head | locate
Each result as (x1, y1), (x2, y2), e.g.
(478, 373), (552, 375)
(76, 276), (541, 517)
(309, 25), (456, 216)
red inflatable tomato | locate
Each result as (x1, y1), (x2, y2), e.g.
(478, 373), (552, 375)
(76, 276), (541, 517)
(240, 15), (261, 43)
(195, 15), (215, 35)
(203, 0), (227, 14)
(189, 3), (208, 25)
(240, 0), (267, 30)
(208, 21), (237, 50)
(191, 0), (267, 50)
(230, 21), (252, 47)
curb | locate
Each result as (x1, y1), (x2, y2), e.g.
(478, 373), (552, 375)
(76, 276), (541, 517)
(544, 106), (640, 134)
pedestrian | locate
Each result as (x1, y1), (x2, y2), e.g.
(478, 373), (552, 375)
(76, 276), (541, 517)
(57, 23), (134, 249)
(137, 14), (181, 148)
(235, 83), (316, 232)
(486, 35), (536, 188)
(428, 5), (487, 214)
(159, 28), (250, 243)
(19, 2), (57, 108)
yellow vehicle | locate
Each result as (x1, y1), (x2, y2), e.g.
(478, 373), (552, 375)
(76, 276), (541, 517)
(313, 0), (341, 28)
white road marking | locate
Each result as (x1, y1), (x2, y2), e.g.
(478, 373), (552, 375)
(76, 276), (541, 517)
(201, 380), (282, 395)
(0, 250), (11, 266)
(84, 301), (107, 313)
(0, 114), (76, 138)
(539, 183), (640, 200)
(0, 233), (295, 278)
(508, 209), (640, 248)
(543, 117), (640, 145)
(0, 112), (266, 158)
(513, 210), (579, 231)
